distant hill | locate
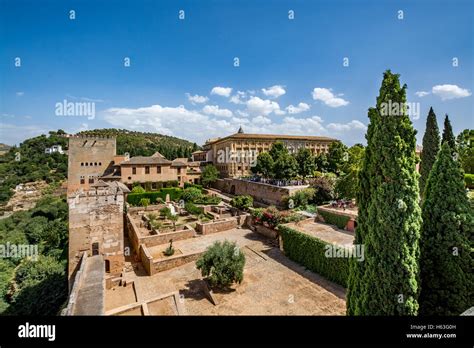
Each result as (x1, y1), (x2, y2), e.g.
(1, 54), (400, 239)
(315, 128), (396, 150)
(77, 128), (200, 159)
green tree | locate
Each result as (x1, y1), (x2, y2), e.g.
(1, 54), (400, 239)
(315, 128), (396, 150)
(268, 141), (287, 160)
(346, 70), (421, 315)
(327, 141), (348, 175)
(442, 115), (456, 151)
(419, 107), (440, 197)
(335, 144), (365, 199)
(419, 143), (474, 315)
(196, 241), (246, 288)
(457, 129), (474, 174)
(315, 153), (330, 172)
(295, 147), (316, 181)
(251, 152), (274, 178)
(273, 153), (298, 180)
(201, 165), (219, 187)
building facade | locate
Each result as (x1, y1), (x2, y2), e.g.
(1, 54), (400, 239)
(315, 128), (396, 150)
(197, 128), (337, 178)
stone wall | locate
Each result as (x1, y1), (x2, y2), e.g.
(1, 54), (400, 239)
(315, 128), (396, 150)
(195, 218), (237, 235)
(150, 251), (202, 274)
(212, 178), (308, 207)
(141, 227), (196, 248)
(68, 188), (125, 279)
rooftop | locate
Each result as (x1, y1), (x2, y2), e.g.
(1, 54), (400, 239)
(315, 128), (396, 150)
(205, 132), (337, 145)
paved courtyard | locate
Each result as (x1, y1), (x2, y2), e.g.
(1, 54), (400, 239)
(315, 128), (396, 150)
(147, 227), (261, 258)
(109, 230), (347, 315)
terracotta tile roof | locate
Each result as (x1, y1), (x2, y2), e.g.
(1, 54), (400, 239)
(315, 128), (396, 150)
(121, 156), (172, 165)
(205, 133), (337, 145)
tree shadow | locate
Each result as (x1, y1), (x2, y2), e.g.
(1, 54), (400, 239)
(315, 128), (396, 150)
(261, 247), (347, 301)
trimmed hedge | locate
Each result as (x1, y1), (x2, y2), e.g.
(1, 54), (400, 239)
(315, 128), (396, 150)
(317, 208), (350, 229)
(465, 173), (474, 189)
(278, 225), (349, 287)
(184, 182), (203, 191)
(127, 188), (183, 206)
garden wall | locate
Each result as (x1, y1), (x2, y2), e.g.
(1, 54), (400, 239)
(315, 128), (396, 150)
(195, 217), (238, 235)
(150, 251), (202, 274)
(212, 178), (308, 207)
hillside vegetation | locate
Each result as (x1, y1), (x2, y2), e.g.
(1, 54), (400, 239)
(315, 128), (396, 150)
(78, 128), (200, 159)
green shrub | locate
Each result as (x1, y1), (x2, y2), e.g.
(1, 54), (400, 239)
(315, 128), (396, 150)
(317, 209), (350, 229)
(127, 188), (183, 206)
(250, 208), (265, 220)
(184, 182), (203, 191)
(131, 185), (145, 194)
(465, 173), (474, 189)
(196, 241), (246, 288)
(230, 195), (253, 211)
(194, 195), (222, 205)
(139, 198), (150, 207)
(285, 188), (316, 208)
(185, 202), (203, 216)
(182, 187), (203, 202)
(160, 207), (171, 218)
(278, 225), (349, 287)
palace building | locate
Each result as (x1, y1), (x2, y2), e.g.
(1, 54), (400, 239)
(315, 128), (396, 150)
(193, 127), (337, 178)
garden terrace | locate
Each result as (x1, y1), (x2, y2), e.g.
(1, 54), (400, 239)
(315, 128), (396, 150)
(316, 205), (358, 232)
(282, 219), (354, 248)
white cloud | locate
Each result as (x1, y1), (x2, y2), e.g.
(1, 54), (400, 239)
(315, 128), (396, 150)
(415, 91), (430, 98)
(327, 120), (367, 132)
(312, 88), (349, 107)
(102, 103), (367, 145)
(235, 110), (249, 117)
(261, 85), (286, 98)
(246, 96), (282, 116)
(211, 86), (233, 97)
(202, 105), (233, 117)
(286, 102), (310, 114)
(432, 84), (471, 100)
(16, 92), (24, 97)
(186, 93), (209, 104)
(252, 116), (272, 125)
(229, 91), (246, 104)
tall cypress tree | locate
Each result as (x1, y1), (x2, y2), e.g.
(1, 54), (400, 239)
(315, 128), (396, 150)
(347, 70), (421, 315)
(442, 114), (456, 151)
(419, 107), (440, 197)
(419, 143), (473, 315)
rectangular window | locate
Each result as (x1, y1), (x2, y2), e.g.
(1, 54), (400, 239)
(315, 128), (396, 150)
(177, 168), (181, 174)
(80, 176), (85, 185)
(157, 166), (161, 174)
(145, 166), (150, 174)
(89, 177), (94, 184)
(132, 167), (136, 175)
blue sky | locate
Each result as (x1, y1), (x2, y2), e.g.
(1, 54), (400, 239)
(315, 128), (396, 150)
(1, 0), (473, 146)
